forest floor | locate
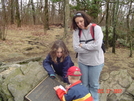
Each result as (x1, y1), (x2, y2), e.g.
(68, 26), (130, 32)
(0, 25), (134, 77)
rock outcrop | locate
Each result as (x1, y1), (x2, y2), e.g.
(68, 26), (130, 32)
(0, 61), (134, 101)
(0, 61), (47, 101)
(100, 69), (134, 101)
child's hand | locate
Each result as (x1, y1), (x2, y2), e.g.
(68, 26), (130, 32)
(65, 84), (70, 89)
(54, 86), (59, 91)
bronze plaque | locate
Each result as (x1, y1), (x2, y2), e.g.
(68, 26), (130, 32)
(25, 76), (61, 101)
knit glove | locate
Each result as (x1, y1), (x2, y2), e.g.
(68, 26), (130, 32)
(49, 74), (56, 79)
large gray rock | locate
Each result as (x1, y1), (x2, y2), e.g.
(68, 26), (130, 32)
(0, 62), (47, 101)
(99, 69), (134, 101)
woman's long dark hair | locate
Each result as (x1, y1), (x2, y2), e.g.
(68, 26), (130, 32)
(49, 40), (69, 63)
(71, 11), (92, 30)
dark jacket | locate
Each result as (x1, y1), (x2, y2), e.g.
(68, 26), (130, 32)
(43, 54), (74, 83)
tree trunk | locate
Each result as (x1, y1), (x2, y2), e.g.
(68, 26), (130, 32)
(112, 0), (119, 53)
(126, 0), (133, 57)
(1, 0), (7, 25)
(0, 0), (7, 40)
(15, 0), (21, 27)
(61, 1), (65, 27)
(64, 0), (70, 38)
(58, 2), (62, 24)
(44, 0), (49, 33)
(31, 0), (36, 25)
(51, 2), (55, 24)
(105, 0), (110, 50)
(10, 0), (14, 24)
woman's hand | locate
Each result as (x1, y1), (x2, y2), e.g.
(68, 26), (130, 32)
(79, 44), (82, 47)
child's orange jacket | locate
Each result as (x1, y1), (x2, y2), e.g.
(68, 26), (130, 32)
(55, 80), (93, 101)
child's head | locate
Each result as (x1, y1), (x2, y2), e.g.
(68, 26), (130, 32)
(50, 40), (69, 63)
(67, 66), (82, 83)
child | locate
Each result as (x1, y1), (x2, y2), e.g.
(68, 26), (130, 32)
(43, 40), (74, 83)
(54, 66), (93, 101)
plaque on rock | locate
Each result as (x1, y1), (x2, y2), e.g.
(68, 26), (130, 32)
(25, 76), (62, 101)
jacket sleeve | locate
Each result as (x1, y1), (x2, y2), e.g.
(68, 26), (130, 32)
(62, 55), (74, 83)
(43, 54), (55, 75)
(81, 25), (104, 51)
(56, 88), (74, 101)
(55, 88), (66, 101)
(73, 29), (90, 53)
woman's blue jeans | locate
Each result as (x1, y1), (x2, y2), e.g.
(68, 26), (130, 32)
(79, 62), (104, 101)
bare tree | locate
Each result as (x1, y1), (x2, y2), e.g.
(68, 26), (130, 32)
(105, 0), (110, 50)
(50, 2), (55, 24)
(64, 0), (70, 38)
(112, 0), (119, 53)
(44, 0), (49, 33)
(10, 0), (14, 24)
(58, 1), (64, 24)
(0, 0), (7, 40)
(15, 0), (21, 27)
(31, 0), (36, 25)
(126, 0), (133, 57)
(1, 0), (7, 25)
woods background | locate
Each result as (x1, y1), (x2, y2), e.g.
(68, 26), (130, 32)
(0, 0), (134, 56)
(0, 1), (134, 101)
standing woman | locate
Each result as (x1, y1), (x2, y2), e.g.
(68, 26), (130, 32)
(72, 11), (104, 101)
(43, 40), (74, 84)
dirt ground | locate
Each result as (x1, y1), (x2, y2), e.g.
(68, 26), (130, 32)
(0, 25), (134, 76)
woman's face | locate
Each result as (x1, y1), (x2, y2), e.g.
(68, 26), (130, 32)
(56, 48), (63, 58)
(75, 17), (85, 29)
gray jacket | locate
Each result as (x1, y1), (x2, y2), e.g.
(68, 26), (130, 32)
(73, 23), (104, 66)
